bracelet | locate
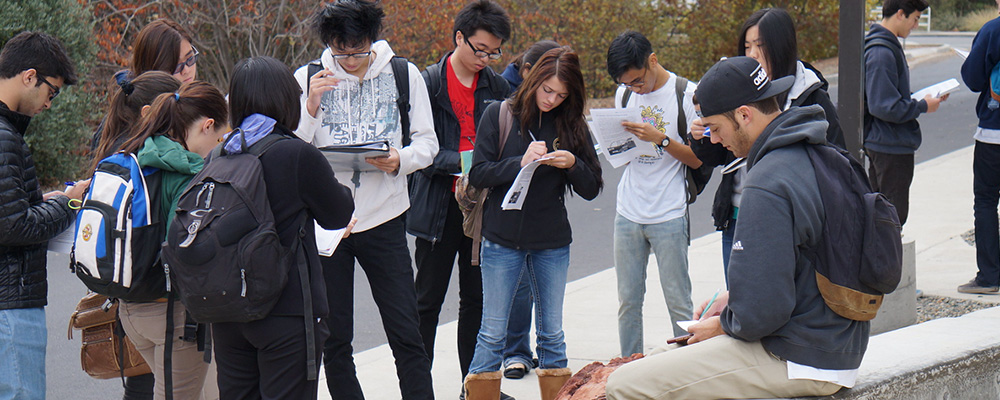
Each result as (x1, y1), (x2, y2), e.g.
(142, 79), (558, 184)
(68, 198), (83, 210)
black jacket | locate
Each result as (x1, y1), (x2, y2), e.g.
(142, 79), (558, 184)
(0, 103), (75, 310)
(692, 63), (845, 231)
(406, 53), (511, 243)
(469, 102), (601, 250)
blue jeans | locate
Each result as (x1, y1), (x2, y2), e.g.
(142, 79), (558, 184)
(0, 307), (46, 400)
(502, 278), (534, 370)
(614, 214), (693, 357)
(469, 239), (570, 373)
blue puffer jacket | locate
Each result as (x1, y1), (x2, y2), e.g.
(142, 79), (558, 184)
(0, 103), (75, 310)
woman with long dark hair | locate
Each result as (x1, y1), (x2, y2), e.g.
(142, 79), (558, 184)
(464, 47), (602, 400)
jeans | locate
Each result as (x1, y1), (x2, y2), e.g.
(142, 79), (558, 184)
(414, 199), (533, 379)
(866, 150), (914, 226)
(469, 239), (569, 374)
(613, 214), (693, 357)
(721, 215), (737, 287)
(502, 277), (534, 370)
(323, 215), (433, 400)
(974, 141), (1000, 286)
(0, 307), (45, 400)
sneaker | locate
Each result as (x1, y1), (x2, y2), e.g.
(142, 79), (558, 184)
(503, 362), (528, 379)
(957, 279), (999, 294)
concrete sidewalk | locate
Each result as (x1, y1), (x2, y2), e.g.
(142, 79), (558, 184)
(317, 144), (997, 399)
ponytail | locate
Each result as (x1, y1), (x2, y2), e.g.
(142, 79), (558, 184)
(122, 81), (227, 155)
(91, 71), (180, 172)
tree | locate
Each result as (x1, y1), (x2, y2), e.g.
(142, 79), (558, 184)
(0, 0), (97, 187)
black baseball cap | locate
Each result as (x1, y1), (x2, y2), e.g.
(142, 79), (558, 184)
(695, 56), (793, 117)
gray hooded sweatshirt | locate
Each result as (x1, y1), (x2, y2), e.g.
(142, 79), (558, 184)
(720, 105), (870, 370)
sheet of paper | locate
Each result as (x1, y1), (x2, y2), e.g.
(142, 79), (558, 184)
(911, 78), (960, 100)
(955, 49), (969, 59)
(588, 108), (657, 168)
(47, 226), (75, 254)
(500, 156), (553, 211)
(315, 221), (347, 257)
(676, 320), (698, 331)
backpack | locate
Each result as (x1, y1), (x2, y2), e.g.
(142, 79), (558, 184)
(161, 132), (320, 380)
(805, 143), (903, 321)
(621, 76), (713, 203)
(72, 152), (168, 302)
(307, 56), (412, 146)
(455, 100), (512, 266)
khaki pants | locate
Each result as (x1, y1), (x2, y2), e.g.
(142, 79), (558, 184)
(606, 335), (843, 399)
(119, 300), (219, 400)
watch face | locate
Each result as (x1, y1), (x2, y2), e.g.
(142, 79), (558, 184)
(661, 137), (670, 147)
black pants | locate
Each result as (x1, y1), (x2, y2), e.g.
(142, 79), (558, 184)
(122, 373), (154, 400)
(975, 141), (1000, 286)
(414, 198), (482, 378)
(866, 149), (914, 225)
(323, 215), (434, 400)
(213, 315), (329, 400)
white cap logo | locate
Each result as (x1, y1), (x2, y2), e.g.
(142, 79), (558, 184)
(751, 65), (769, 89)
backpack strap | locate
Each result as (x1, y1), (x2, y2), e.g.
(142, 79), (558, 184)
(163, 293), (175, 400)
(864, 37), (905, 75)
(620, 88), (632, 109)
(293, 225), (318, 380)
(470, 100), (513, 266)
(306, 60), (322, 97)
(391, 56), (412, 147)
(675, 77), (689, 145)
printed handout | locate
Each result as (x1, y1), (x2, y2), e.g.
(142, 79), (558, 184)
(315, 221), (347, 257)
(911, 78), (960, 100)
(501, 156), (553, 211)
(588, 108), (657, 168)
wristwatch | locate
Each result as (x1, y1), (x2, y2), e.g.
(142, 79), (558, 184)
(659, 135), (671, 148)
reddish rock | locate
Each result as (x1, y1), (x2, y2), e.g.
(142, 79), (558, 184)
(554, 354), (644, 400)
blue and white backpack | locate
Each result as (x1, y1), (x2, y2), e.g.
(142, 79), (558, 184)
(72, 152), (167, 302)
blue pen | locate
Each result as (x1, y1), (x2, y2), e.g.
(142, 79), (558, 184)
(64, 181), (75, 186)
(700, 289), (721, 320)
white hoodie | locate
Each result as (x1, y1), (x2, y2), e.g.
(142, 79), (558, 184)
(294, 40), (438, 233)
(783, 61), (822, 110)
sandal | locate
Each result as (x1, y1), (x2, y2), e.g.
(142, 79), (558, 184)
(503, 362), (528, 379)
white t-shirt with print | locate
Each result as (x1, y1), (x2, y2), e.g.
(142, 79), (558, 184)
(613, 72), (697, 225)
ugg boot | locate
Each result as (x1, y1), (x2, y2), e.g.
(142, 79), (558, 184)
(537, 368), (572, 400)
(464, 371), (502, 400)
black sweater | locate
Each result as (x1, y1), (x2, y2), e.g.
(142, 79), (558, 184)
(258, 128), (354, 317)
(469, 102), (601, 250)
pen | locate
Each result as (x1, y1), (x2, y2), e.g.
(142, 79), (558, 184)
(700, 289), (721, 321)
(64, 181), (75, 187)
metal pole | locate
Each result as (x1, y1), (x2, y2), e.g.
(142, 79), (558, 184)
(839, 0), (865, 159)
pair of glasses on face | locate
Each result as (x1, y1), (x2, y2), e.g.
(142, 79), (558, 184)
(38, 76), (60, 101)
(330, 46), (372, 60)
(619, 66), (650, 88)
(174, 46), (200, 75)
(462, 33), (502, 60)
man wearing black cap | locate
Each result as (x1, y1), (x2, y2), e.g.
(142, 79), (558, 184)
(604, 57), (868, 399)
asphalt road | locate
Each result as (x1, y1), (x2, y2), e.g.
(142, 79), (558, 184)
(43, 34), (977, 399)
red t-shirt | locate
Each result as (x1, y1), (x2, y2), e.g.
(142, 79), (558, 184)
(447, 56), (479, 153)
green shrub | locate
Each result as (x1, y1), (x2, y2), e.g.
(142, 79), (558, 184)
(962, 7), (999, 32)
(0, 0), (97, 188)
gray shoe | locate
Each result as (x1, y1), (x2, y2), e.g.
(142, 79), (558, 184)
(957, 279), (999, 294)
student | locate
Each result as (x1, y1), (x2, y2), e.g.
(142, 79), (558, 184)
(605, 30), (701, 357)
(495, 38), (561, 382)
(464, 47), (603, 400)
(92, 72), (181, 167)
(690, 8), (847, 279)
(500, 40), (560, 90)
(0, 31), (90, 399)
(864, 0), (945, 226)
(116, 81), (227, 400)
(212, 56), (355, 399)
(959, 0), (1000, 294)
(294, 1), (438, 398)
(607, 56), (866, 400)
(406, 0), (518, 391)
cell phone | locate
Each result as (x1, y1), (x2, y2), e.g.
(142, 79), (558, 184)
(667, 334), (694, 346)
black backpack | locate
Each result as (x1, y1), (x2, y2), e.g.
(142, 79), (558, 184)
(806, 143), (903, 321)
(307, 56), (412, 146)
(621, 76), (713, 203)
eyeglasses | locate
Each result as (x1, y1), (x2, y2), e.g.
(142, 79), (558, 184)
(330, 46), (372, 60)
(619, 66), (649, 88)
(174, 46), (200, 75)
(37, 76), (60, 101)
(462, 33), (502, 60)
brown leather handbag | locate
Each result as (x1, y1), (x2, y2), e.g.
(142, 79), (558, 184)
(67, 293), (151, 379)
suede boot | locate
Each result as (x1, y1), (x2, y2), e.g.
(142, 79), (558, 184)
(537, 368), (572, 400)
(463, 371), (502, 400)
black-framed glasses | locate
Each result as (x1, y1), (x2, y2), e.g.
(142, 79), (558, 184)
(174, 46), (200, 75)
(37, 75), (60, 101)
(619, 65), (650, 88)
(462, 33), (502, 60)
(330, 46), (372, 60)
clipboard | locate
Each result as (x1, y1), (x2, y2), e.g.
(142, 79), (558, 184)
(319, 140), (391, 172)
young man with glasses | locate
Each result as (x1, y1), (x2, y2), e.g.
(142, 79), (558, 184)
(0, 31), (90, 399)
(294, 1), (438, 399)
(405, 1), (524, 398)
(605, 30), (703, 358)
